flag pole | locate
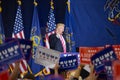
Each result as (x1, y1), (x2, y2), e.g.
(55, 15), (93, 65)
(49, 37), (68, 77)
(0, 1), (5, 44)
(50, 0), (54, 10)
(17, 0), (22, 5)
(34, 0), (38, 6)
(67, 0), (70, 13)
(0, 1), (2, 13)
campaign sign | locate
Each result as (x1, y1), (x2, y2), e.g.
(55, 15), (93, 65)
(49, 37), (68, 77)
(112, 60), (120, 80)
(112, 45), (120, 60)
(0, 65), (8, 72)
(18, 39), (32, 60)
(0, 40), (24, 66)
(79, 47), (104, 64)
(104, 61), (113, 80)
(5, 38), (32, 60)
(35, 46), (60, 68)
(0, 70), (9, 80)
(91, 46), (117, 73)
(59, 54), (78, 70)
(60, 52), (80, 64)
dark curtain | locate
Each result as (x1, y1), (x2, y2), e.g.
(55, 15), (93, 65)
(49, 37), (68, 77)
(1, 0), (67, 39)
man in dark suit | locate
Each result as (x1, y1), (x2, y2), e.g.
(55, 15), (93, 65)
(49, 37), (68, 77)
(49, 23), (69, 53)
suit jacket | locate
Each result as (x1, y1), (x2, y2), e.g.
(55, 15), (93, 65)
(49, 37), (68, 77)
(49, 33), (69, 52)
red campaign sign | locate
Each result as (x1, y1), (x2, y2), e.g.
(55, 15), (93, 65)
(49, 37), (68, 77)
(79, 47), (104, 64)
(0, 70), (9, 80)
(112, 45), (120, 60)
(112, 60), (120, 80)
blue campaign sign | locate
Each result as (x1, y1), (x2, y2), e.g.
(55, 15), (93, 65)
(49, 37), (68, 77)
(59, 53), (78, 70)
(0, 65), (8, 72)
(19, 39), (32, 60)
(5, 38), (32, 60)
(104, 61), (113, 80)
(91, 46), (118, 73)
(0, 40), (24, 66)
(60, 52), (80, 64)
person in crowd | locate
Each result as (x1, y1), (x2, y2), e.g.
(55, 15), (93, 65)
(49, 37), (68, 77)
(22, 73), (35, 80)
(61, 63), (97, 80)
(49, 23), (69, 53)
(45, 64), (64, 80)
(84, 64), (97, 80)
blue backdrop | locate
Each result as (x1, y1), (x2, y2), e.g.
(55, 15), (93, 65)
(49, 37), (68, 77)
(70, 0), (120, 48)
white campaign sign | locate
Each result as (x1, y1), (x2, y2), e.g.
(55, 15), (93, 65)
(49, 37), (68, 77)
(35, 46), (61, 68)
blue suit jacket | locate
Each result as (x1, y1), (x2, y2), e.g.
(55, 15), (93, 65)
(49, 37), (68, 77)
(49, 33), (69, 52)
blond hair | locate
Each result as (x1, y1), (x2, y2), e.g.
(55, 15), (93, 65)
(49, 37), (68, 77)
(56, 23), (65, 28)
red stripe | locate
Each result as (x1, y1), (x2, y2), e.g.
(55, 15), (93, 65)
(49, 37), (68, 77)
(13, 31), (24, 39)
(10, 59), (27, 73)
(45, 31), (55, 48)
(10, 63), (23, 73)
(10, 63), (14, 71)
(20, 31), (24, 39)
(60, 35), (66, 53)
(14, 34), (18, 38)
(20, 60), (27, 72)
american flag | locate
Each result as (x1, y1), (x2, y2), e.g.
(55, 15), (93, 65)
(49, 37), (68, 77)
(12, 6), (25, 39)
(11, 4), (27, 74)
(45, 2), (56, 48)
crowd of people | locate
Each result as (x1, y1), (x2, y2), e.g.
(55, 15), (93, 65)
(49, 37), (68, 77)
(7, 62), (106, 80)
(0, 23), (111, 80)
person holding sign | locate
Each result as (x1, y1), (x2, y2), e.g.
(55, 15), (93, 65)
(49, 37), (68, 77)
(49, 23), (69, 53)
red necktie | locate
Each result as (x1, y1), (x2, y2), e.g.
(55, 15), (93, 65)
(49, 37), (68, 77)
(59, 35), (66, 53)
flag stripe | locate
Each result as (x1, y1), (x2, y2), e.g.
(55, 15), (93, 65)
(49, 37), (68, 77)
(45, 31), (55, 48)
(20, 59), (27, 73)
(13, 30), (24, 39)
(10, 59), (27, 73)
(60, 35), (66, 53)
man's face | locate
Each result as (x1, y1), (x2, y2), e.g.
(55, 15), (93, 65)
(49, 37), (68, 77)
(57, 25), (64, 35)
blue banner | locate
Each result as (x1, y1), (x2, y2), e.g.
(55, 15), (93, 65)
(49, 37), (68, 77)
(0, 40), (24, 66)
(91, 46), (117, 73)
(5, 38), (32, 60)
(59, 53), (78, 70)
